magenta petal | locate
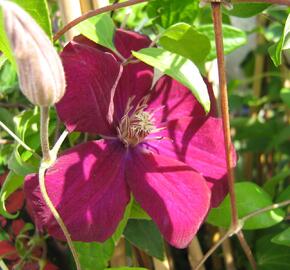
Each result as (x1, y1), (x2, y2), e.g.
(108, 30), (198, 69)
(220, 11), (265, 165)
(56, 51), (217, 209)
(126, 148), (211, 248)
(113, 29), (154, 118)
(145, 117), (236, 207)
(56, 42), (122, 135)
(24, 141), (130, 242)
(147, 76), (217, 124)
(115, 29), (152, 58)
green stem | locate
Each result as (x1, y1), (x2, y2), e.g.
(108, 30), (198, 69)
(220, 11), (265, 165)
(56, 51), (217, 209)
(39, 165), (81, 270)
(40, 106), (52, 162)
(39, 106), (81, 270)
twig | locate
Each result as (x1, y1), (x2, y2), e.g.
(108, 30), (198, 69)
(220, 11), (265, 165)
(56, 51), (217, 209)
(188, 237), (206, 270)
(211, 2), (257, 269)
(0, 120), (40, 159)
(211, 0), (238, 231)
(196, 199), (290, 269)
(194, 229), (232, 270)
(0, 101), (28, 109)
(57, 0), (82, 41)
(241, 199), (290, 223)
(236, 231), (256, 269)
(53, 0), (149, 41)
(220, 229), (236, 270)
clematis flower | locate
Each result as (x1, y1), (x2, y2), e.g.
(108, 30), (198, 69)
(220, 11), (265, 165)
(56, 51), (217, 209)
(24, 29), (235, 248)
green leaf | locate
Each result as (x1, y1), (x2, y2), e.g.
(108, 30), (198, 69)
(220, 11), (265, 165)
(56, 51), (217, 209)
(159, 23), (211, 65)
(280, 87), (290, 107)
(207, 182), (285, 230)
(0, 108), (14, 132)
(0, 171), (24, 219)
(224, 3), (270, 18)
(146, 0), (199, 28)
(112, 197), (133, 242)
(269, 14), (290, 66)
(0, 59), (18, 95)
(132, 48), (210, 113)
(197, 24), (247, 60)
(0, 0), (52, 66)
(256, 234), (290, 270)
(130, 200), (151, 220)
(271, 227), (290, 247)
(12, 0), (52, 38)
(74, 239), (115, 270)
(77, 13), (116, 52)
(263, 168), (290, 197)
(124, 220), (164, 260)
(7, 146), (37, 176)
(106, 268), (147, 270)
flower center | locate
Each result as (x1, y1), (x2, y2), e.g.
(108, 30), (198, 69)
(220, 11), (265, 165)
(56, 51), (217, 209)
(117, 96), (157, 147)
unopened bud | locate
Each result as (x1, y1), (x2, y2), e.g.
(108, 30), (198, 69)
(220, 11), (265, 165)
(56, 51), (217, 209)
(1, 1), (66, 106)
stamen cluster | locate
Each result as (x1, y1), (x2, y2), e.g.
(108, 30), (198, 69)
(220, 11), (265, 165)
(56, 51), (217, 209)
(117, 96), (156, 147)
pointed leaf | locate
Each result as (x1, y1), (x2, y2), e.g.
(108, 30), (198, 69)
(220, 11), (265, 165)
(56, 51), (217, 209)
(124, 220), (164, 260)
(207, 182), (285, 229)
(197, 24), (247, 60)
(159, 23), (211, 65)
(77, 13), (116, 52)
(132, 48), (210, 113)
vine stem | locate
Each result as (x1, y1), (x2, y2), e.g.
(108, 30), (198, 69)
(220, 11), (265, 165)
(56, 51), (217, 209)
(38, 165), (81, 270)
(194, 199), (290, 269)
(39, 106), (81, 270)
(211, 2), (257, 270)
(40, 107), (52, 162)
(53, 0), (148, 41)
(211, 1), (238, 231)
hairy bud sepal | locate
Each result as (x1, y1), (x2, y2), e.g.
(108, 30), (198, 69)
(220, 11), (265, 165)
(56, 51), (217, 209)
(1, 1), (66, 106)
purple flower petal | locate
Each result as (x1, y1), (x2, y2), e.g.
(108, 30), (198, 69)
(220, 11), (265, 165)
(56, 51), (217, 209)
(147, 76), (217, 124)
(145, 116), (236, 207)
(126, 148), (211, 248)
(113, 30), (154, 119)
(56, 42), (122, 135)
(24, 140), (130, 242)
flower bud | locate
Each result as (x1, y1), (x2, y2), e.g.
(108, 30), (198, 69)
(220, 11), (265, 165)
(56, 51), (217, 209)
(1, 1), (66, 106)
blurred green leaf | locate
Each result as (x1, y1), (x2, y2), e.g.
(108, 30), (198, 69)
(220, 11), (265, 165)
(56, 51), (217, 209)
(207, 182), (285, 229)
(271, 227), (290, 247)
(276, 185), (290, 202)
(224, 3), (270, 18)
(197, 24), (247, 60)
(0, 108), (14, 132)
(280, 87), (290, 107)
(124, 219), (164, 260)
(0, 171), (23, 219)
(77, 13), (116, 52)
(263, 168), (290, 197)
(146, 0), (199, 28)
(74, 239), (115, 270)
(0, 0), (52, 66)
(132, 48), (210, 113)
(0, 60), (18, 95)
(105, 267), (147, 270)
(256, 234), (290, 270)
(159, 23), (210, 65)
(269, 14), (290, 66)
